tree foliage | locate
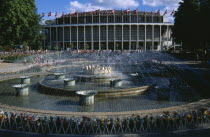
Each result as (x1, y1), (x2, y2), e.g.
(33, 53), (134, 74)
(0, 0), (44, 49)
(200, 0), (210, 42)
(172, 0), (210, 51)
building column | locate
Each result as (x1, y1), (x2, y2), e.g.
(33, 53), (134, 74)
(114, 13), (116, 23)
(145, 15), (147, 23)
(159, 25), (162, 51)
(107, 14), (108, 23)
(137, 25), (139, 50)
(144, 25), (147, 51)
(122, 25), (124, 50)
(167, 25), (169, 48)
(70, 15), (71, 24)
(69, 26), (71, 45)
(91, 26), (94, 51)
(99, 13), (100, 23)
(56, 27), (58, 49)
(106, 25), (108, 50)
(173, 37), (175, 53)
(44, 28), (46, 49)
(152, 25), (154, 50)
(137, 12), (138, 23)
(77, 13), (78, 24)
(84, 15), (86, 24)
(84, 26), (86, 50)
(99, 25), (101, 51)
(63, 27), (65, 51)
(50, 27), (52, 50)
(77, 26), (78, 50)
(129, 25), (131, 51)
(114, 25), (116, 51)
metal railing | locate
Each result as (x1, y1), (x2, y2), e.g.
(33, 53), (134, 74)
(0, 108), (209, 135)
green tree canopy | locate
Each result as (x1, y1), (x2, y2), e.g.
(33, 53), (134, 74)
(172, 0), (201, 51)
(200, 0), (210, 44)
(172, 0), (210, 51)
(0, 0), (44, 50)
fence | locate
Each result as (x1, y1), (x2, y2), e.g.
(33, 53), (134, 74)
(0, 108), (210, 135)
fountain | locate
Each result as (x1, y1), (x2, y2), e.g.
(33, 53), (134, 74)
(0, 51), (204, 114)
(75, 64), (121, 82)
(76, 90), (97, 105)
(20, 76), (30, 84)
(39, 63), (150, 97)
(64, 78), (75, 86)
(54, 73), (65, 80)
(0, 51), (208, 135)
(83, 65), (112, 75)
(13, 84), (29, 96)
(110, 79), (123, 87)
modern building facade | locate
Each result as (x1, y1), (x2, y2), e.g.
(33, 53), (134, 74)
(43, 10), (174, 51)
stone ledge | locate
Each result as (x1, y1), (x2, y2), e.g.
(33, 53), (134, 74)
(39, 79), (150, 96)
(0, 98), (210, 118)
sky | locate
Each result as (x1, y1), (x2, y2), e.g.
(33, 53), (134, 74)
(35, 0), (182, 22)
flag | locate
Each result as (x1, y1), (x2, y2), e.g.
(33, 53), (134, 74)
(163, 10), (167, 16)
(150, 10), (153, 14)
(55, 12), (58, 17)
(157, 9), (160, 14)
(104, 10), (107, 14)
(171, 9), (175, 16)
(90, 11), (93, 14)
(134, 9), (138, 14)
(42, 13), (45, 17)
(93, 9), (100, 14)
(110, 9), (115, 14)
(74, 10), (78, 15)
(48, 12), (51, 17)
(62, 12), (65, 16)
(121, 10), (123, 15)
(83, 11), (86, 15)
(125, 9), (130, 13)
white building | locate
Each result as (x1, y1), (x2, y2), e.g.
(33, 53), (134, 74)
(43, 10), (173, 51)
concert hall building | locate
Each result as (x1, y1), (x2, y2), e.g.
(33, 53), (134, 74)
(43, 10), (173, 51)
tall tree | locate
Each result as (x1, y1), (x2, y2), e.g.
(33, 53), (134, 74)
(0, 0), (44, 49)
(200, 0), (210, 49)
(172, 0), (201, 51)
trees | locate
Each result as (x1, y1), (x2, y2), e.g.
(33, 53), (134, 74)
(0, 0), (44, 50)
(172, 0), (210, 52)
(200, 0), (210, 49)
(172, 0), (201, 51)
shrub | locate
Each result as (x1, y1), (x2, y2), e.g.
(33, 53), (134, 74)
(3, 54), (29, 63)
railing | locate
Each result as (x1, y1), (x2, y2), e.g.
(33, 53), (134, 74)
(0, 108), (209, 135)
